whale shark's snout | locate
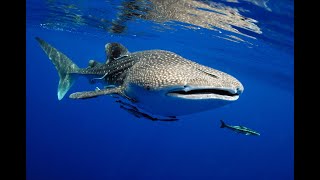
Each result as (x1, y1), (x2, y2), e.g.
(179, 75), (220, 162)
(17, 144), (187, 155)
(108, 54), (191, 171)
(163, 69), (244, 102)
(164, 66), (244, 101)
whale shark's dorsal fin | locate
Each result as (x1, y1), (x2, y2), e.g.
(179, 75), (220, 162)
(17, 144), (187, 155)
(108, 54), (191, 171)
(105, 42), (129, 64)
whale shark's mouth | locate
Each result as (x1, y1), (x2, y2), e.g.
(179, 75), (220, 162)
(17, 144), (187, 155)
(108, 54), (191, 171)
(166, 87), (241, 100)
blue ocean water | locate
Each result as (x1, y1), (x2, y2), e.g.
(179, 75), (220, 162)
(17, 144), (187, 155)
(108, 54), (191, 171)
(26, 0), (294, 180)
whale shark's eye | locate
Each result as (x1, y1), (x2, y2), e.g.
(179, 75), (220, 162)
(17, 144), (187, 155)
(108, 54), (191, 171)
(146, 86), (150, 90)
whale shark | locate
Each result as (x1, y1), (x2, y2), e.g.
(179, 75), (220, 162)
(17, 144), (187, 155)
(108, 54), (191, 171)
(35, 37), (244, 119)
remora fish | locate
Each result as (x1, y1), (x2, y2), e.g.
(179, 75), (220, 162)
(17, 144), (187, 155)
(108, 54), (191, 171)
(35, 37), (244, 118)
(220, 120), (260, 136)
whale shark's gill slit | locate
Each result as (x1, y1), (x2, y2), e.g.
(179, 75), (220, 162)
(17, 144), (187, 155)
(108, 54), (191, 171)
(169, 89), (238, 96)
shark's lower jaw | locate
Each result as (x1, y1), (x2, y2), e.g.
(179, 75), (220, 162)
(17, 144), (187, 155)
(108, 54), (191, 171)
(166, 88), (240, 101)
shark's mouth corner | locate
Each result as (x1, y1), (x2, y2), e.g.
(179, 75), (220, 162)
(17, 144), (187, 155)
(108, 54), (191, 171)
(166, 88), (241, 100)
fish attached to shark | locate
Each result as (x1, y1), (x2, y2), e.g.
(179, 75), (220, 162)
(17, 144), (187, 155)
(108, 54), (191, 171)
(35, 37), (244, 119)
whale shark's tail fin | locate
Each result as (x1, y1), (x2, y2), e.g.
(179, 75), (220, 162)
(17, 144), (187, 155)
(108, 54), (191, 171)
(35, 37), (80, 100)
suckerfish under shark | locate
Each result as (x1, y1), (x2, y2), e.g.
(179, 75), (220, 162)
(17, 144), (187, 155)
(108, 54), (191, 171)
(35, 37), (244, 120)
(220, 120), (260, 136)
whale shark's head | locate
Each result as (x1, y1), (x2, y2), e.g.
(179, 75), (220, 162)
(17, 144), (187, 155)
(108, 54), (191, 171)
(164, 70), (243, 101)
(124, 50), (244, 116)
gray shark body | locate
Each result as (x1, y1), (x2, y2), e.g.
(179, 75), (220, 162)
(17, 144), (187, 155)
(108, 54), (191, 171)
(36, 37), (244, 118)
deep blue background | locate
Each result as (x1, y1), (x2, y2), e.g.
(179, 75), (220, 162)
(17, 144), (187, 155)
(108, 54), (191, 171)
(26, 0), (293, 179)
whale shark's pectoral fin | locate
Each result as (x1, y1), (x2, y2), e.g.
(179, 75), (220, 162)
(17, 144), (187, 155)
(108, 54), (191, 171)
(69, 86), (124, 99)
